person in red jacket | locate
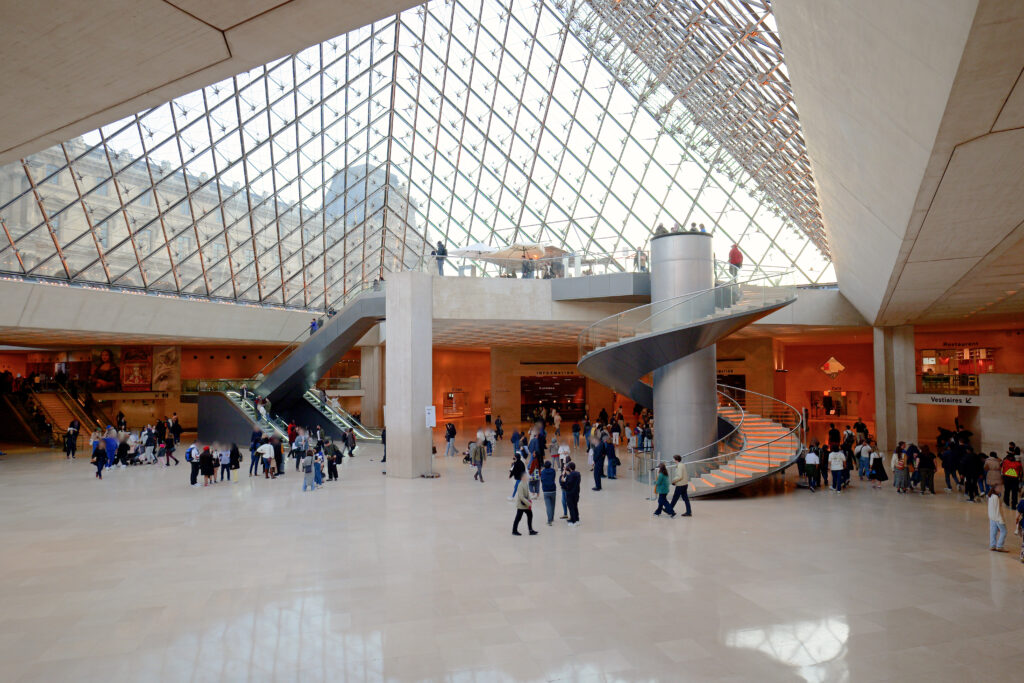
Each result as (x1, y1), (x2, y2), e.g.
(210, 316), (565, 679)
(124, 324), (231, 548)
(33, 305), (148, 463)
(728, 243), (743, 277)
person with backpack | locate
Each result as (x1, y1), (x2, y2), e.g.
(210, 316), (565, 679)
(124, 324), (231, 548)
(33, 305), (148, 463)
(1002, 452), (1020, 509)
(325, 438), (340, 481)
(891, 444), (909, 494)
(184, 442), (200, 486)
(444, 422), (457, 457)
(301, 449), (316, 492)
(855, 438), (872, 480)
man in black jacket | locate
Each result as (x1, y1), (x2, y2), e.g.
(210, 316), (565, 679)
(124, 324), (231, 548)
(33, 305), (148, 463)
(592, 437), (605, 491)
(564, 462), (581, 525)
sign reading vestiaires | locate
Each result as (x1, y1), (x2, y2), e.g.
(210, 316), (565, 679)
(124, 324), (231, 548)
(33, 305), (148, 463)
(906, 394), (985, 407)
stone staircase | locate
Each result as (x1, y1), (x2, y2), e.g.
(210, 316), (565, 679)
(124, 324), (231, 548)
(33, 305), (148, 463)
(691, 404), (798, 493)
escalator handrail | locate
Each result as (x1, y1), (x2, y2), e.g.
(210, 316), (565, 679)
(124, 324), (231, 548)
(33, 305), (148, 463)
(304, 390), (381, 439)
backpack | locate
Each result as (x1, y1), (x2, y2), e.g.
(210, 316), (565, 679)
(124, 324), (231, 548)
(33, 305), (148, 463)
(185, 446), (196, 462)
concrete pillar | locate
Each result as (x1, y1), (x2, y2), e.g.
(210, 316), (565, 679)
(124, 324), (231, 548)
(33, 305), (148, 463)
(360, 343), (383, 428)
(650, 232), (717, 463)
(873, 325), (917, 452)
(384, 271), (433, 478)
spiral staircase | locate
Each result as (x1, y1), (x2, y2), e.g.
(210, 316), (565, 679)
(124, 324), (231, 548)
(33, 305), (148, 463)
(577, 271), (805, 496)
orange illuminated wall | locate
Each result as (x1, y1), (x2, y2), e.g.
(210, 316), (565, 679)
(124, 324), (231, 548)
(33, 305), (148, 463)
(433, 349), (491, 420)
(179, 347), (286, 379)
(781, 342), (875, 440)
(0, 353), (27, 376)
(914, 329), (1024, 375)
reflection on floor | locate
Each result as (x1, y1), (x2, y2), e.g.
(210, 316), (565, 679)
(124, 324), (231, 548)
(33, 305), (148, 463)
(1, 442), (1022, 682)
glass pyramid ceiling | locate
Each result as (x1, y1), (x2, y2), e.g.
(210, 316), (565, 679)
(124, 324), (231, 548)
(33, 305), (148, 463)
(0, 0), (833, 311)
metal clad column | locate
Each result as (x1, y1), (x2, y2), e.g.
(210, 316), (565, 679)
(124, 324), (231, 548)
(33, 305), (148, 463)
(650, 232), (717, 463)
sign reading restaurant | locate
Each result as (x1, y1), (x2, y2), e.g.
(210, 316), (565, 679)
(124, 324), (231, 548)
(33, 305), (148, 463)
(905, 393), (985, 406)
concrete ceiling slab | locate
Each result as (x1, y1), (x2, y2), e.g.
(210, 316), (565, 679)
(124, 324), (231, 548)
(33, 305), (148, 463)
(773, 0), (978, 323)
(0, 0), (422, 165)
(167, 0), (292, 31)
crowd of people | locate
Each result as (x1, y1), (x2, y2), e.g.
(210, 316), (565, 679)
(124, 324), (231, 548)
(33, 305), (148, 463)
(798, 420), (1023, 560)
(449, 402), (695, 536)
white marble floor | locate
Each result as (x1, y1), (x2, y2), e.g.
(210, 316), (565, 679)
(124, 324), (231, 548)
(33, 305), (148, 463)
(0, 442), (1022, 682)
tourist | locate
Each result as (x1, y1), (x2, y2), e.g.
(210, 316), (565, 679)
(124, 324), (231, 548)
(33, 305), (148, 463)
(431, 241), (447, 275)
(1002, 452), (1020, 509)
(553, 410), (561, 436)
(653, 464), (676, 517)
(855, 438), (872, 480)
(564, 462), (582, 526)
(91, 438), (105, 479)
(988, 488), (1008, 552)
(229, 443), (241, 471)
(906, 442), (921, 491)
(557, 439), (570, 470)
(892, 443), (909, 494)
(589, 432), (602, 491)
(494, 415), (503, 440)
(527, 443), (541, 497)
(444, 421), (457, 457)
(301, 449), (315, 492)
(63, 428), (76, 460)
(868, 441), (887, 489)
(984, 451), (1003, 496)
(555, 456), (570, 517)
(508, 452), (525, 500)
(313, 449), (324, 487)
(940, 441), (959, 491)
(828, 445), (846, 493)
(291, 429), (307, 471)
(540, 461), (557, 525)
(257, 438), (275, 479)
(961, 447), (981, 502)
(325, 438), (340, 481)
(170, 416), (183, 445)
(199, 446), (216, 487)
(728, 243), (743, 277)
(605, 434), (618, 480)
(471, 439), (486, 482)
(380, 427), (386, 475)
(571, 421), (580, 449)
(804, 448), (820, 491)
(827, 423), (841, 454)
(217, 447), (231, 481)
(670, 455), (692, 516)
(512, 473), (537, 536)
(917, 445), (937, 495)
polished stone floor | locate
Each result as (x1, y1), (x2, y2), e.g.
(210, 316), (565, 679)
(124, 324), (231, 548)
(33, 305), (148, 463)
(1, 441), (1022, 683)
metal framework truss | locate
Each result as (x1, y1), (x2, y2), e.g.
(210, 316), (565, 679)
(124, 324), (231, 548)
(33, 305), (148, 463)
(0, 0), (832, 310)
(574, 0), (827, 254)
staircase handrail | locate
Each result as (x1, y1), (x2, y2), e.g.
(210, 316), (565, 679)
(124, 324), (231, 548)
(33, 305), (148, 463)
(54, 384), (103, 431)
(577, 268), (795, 359)
(641, 386), (804, 485)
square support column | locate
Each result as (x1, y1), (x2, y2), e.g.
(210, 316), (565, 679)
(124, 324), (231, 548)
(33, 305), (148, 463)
(384, 271), (433, 478)
(360, 344), (383, 427)
(873, 325), (917, 452)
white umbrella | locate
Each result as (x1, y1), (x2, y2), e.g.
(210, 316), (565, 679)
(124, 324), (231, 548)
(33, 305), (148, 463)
(483, 244), (546, 261)
(448, 242), (498, 258)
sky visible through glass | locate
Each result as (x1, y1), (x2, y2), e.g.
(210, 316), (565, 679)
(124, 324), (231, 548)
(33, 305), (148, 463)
(0, 0), (833, 310)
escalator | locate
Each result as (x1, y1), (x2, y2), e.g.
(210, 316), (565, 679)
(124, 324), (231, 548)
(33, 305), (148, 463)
(255, 287), (386, 407)
(196, 389), (291, 448)
(303, 390), (381, 441)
